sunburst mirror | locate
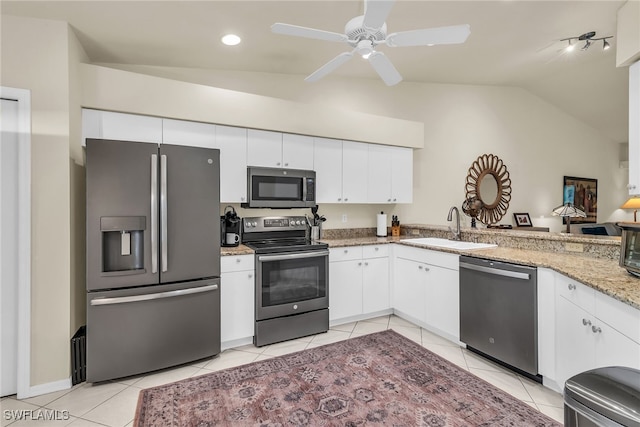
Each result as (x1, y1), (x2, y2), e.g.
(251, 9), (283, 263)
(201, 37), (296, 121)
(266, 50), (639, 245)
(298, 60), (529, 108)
(464, 154), (512, 225)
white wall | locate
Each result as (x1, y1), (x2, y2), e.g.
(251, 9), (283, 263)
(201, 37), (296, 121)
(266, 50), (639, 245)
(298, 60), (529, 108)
(95, 65), (630, 232)
(1, 15), (72, 386)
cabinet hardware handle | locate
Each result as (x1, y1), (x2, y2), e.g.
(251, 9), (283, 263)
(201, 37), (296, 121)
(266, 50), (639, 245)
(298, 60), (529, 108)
(375, 247), (379, 251)
(338, 198), (342, 201)
(236, 258), (241, 263)
(248, 274), (253, 279)
(358, 262), (362, 266)
(388, 198), (391, 202)
(344, 198), (348, 201)
(393, 198), (397, 202)
(424, 267), (430, 272)
(568, 284), (576, 290)
(582, 318), (592, 326)
(364, 262), (368, 266)
(277, 162), (281, 166)
(418, 265), (423, 270)
(344, 249), (348, 254)
(592, 326), (602, 333)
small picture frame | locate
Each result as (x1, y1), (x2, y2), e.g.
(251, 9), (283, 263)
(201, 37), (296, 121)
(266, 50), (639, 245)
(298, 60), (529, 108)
(513, 213), (532, 227)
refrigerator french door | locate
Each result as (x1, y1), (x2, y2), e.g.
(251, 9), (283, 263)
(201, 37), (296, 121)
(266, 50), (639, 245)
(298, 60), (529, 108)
(86, 139), (221, 382)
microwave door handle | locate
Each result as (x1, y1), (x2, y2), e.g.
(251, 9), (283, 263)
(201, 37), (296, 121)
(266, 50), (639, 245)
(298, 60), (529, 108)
(302, 177), (307, 202)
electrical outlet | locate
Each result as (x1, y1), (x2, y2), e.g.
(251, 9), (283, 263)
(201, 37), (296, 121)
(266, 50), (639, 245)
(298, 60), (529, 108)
(411, 229), (420, 235)
(341, 214), (348, 223)
(565, 242), (584, 253)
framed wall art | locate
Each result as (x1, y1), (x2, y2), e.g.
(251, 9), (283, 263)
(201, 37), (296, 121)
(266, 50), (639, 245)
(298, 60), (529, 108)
(563, 176), (597, 223)
(513, 213), (532, 227)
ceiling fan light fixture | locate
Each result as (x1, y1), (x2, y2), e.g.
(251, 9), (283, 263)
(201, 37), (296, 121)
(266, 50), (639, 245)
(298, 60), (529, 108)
(221, 34), (241, 46)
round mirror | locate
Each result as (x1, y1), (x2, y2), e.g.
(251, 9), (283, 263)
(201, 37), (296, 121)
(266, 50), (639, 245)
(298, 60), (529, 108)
(464, 154), (512, 225)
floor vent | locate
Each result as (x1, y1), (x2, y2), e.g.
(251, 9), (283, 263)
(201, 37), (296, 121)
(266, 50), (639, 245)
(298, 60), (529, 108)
(71, 326), (86, 385)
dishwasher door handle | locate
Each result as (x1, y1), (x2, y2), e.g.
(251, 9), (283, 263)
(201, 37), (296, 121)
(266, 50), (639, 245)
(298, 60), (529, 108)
(460, 262), (531, 280)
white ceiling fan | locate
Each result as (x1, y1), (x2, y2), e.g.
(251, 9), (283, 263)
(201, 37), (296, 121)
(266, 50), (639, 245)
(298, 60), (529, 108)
(271, 0), (471, 86)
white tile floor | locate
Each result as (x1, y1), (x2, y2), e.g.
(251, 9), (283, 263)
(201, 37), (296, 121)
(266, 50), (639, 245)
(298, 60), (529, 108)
(0, 315), (564, 426)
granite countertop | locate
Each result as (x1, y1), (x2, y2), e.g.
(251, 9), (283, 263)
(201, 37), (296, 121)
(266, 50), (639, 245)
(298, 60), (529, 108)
(319, 236), (640, 310)
(221, 244), (254, 256)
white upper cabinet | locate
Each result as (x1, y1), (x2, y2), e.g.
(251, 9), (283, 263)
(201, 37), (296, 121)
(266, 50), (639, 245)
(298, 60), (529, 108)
(101, 111), (162, 143)
(247, 130), (314, 169)
(391, 146), (413, 203)
(282, 133), (314, 170)
(215, 125), (248, 203)
(342, 140), (368, 203)
(367, 145), (413, 203)
(82, 109), (163, 145)
(162, 119), (215, 148)
(314, 137), (343, 203)
(629, 61), (640, 195)
(247, 129), (282, 167)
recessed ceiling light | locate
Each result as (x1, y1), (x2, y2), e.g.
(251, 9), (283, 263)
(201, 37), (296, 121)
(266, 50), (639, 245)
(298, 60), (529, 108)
(221, 34), (241, 46)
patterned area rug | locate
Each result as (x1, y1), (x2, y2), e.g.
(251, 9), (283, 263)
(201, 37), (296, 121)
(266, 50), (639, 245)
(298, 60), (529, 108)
(134, 330), (560, 426)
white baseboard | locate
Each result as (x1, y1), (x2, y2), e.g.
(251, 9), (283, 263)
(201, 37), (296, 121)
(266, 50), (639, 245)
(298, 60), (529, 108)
(19, 377), (72, 399)
(221, 337), (253, 351)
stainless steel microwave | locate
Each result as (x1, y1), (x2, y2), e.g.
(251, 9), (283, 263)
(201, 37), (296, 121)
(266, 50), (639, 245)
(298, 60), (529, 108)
(243, 167), (316, 208)
(619, 222), (640, 277)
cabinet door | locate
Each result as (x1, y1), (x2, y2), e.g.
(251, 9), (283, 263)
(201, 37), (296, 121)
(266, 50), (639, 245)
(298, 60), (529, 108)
(593, 321), (640, 370)
(101, 111), (162, 143)
(555, 296), (595, 387)
(82, 109), (102, 146)
(367, 144), (392, 203)
(629, 61), (640, 195)
(220, 270), (255, 343)
(393, 258), (426, 323)
(215, 125), (248, 203)
(391, 147), (413, 203)
(329, 260), (363, 321)
(314, 137), (343, 203)
(425, 264), (459, 340)
(282, 133), (314, 170)
(342, 141), (368, 203)
(362, 257), (389, 313)
(162, 119), (216, 148)
(247, 129), (282, 167)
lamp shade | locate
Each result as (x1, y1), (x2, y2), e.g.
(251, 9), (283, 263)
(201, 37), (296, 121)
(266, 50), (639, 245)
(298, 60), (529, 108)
(552, 203), (587, 218)
(621, 197), (640, 210)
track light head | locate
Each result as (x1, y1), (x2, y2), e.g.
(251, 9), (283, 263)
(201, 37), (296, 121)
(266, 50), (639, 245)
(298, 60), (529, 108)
(581, 39), (591, 51)
(603, 39), (611, 50)
(560, 31), (613, 54)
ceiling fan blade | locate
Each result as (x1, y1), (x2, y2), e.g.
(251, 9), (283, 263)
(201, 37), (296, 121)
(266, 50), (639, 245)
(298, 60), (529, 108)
(362, 0), (395, 30)
(271, 23), (348, 43)
(305, 51), (354, 82)
(368, 51), (402, 86)
(385, 24), (471, 47)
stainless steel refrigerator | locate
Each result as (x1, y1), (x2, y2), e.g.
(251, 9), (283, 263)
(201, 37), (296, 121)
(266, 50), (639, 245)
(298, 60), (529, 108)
(85, 138), (221, 383)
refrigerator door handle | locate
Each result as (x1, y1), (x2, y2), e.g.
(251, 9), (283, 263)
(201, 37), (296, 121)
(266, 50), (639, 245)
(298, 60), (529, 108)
(90, 283), (219, 306)
(160, 154), (168, 273)
(151, 154), (158, 274)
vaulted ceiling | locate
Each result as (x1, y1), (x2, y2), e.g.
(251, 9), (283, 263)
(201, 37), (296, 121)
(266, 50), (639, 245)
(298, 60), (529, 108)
(2, 0), (630, 143)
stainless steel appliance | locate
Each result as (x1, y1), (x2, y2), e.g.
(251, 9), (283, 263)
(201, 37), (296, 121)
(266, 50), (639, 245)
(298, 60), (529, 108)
(85, 139), (221, 382)
(242, 216), (329, 346)
(243, 167), (316, 209)
(564, 366), (640, 427)
(459, 256), (540, 380)
(619, 222), (640, 277)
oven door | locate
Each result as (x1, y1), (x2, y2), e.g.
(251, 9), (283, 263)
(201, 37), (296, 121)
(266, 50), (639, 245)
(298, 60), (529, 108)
(255, 249), (329, 321)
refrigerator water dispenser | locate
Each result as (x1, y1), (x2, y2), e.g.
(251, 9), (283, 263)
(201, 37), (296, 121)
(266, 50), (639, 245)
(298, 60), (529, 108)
(100, 216), (145, 274)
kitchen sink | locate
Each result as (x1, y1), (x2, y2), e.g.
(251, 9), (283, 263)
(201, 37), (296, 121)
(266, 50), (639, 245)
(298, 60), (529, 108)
(402, 237), (497, 250)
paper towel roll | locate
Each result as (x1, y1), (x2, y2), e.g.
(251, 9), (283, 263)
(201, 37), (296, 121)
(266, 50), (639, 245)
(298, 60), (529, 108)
(377, 213), (387, 237)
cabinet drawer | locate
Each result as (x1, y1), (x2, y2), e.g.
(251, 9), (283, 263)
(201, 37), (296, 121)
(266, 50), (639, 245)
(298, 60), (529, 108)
(395, 245), (458, 270)
(221, 255), (255, 273)
(362, 244), (388, 259)
(596, 292), (640, 344)
(330, 246), (363, 262)
(556, 274), (595, 313)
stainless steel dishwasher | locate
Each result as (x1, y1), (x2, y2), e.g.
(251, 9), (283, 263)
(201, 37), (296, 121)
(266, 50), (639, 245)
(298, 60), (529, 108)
(459, 256), (539, 379)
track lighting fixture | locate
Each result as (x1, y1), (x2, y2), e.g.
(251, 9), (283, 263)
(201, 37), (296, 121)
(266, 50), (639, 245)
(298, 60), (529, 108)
(560, 31), (613, 52)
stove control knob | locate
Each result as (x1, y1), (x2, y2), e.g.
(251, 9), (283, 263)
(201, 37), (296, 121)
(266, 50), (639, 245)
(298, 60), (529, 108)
(293, 304), (298, 310)
(295, 220), (300, 225)
(252, 222), (258, 227)
(289, 222), (295, 227)
(244, 222), (251, 228)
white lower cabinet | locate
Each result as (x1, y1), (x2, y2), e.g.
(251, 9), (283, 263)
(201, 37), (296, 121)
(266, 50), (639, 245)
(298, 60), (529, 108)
(554, 273), (640, 388)
(329, 245), (390, 323)
(393, 246), (459, 341)
(220, 255), (255, 347)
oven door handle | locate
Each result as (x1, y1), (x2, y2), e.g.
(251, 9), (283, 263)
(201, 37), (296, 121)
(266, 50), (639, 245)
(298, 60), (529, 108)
(258, 249), (329, 262)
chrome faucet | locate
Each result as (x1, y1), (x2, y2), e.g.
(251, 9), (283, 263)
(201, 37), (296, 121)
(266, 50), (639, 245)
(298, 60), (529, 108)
(447, 206), (461, 241)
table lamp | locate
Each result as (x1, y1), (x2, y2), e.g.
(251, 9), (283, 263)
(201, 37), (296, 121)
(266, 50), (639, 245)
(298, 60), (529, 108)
(552, 203), (587, 233)
(621, 197), (640, 222)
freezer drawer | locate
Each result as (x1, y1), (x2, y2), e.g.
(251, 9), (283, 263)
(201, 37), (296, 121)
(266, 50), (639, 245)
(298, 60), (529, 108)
(86, 278), (220, 383)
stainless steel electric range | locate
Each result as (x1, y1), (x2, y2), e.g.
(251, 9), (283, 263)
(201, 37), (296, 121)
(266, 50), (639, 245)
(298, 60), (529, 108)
(242, 216), (329, 347)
